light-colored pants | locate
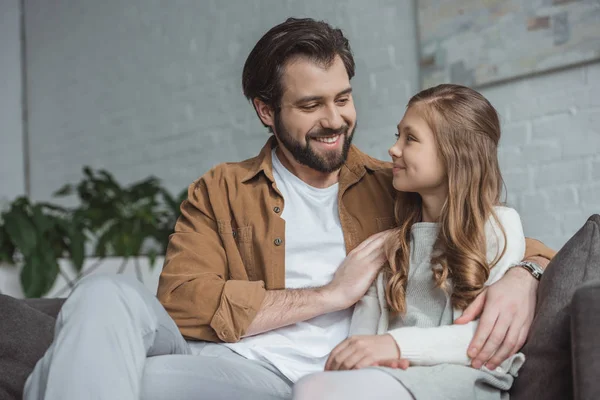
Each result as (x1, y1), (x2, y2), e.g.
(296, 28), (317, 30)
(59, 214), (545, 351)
(23, 275), (293, 400)
(292, 370), (414, 400)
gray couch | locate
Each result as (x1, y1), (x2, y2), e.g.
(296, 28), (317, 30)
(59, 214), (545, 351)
(1, 214), (599, 400)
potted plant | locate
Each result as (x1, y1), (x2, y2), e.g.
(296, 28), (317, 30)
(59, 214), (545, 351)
(0, 197), (85, 297)
(0, 167), (186, 298)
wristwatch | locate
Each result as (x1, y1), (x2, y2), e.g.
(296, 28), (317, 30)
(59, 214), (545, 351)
(511, 261), (544, 281)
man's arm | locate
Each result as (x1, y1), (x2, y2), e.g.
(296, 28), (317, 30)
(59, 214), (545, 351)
(244, 288), (335, 337)
(523, 237), (556, 266)
(245, 232), (390, 337)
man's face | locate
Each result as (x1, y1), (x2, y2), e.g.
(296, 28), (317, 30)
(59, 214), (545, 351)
(273, 55), (357, 173)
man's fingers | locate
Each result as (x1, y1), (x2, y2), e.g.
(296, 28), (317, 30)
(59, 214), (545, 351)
(511, 327), (528, 356)
(354, 231), (389, 252)
(362, 236), (387, 255)
(485, 319), (522, 370)
(359, 231), (392, 256)
(455, 291), (486, 325)
(467, 305), (498, 362)
(472, 312), (511, 369)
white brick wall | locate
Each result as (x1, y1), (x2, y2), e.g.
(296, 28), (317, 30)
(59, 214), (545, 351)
(22, 0), (599, 250)
(0, 0), (25, 203)
(23, 0), (417, 201)
(482, 64), (600, 249)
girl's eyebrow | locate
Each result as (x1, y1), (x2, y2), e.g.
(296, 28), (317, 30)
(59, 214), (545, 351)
(398, 125), (413, 134)
(396, 123), (408, 132)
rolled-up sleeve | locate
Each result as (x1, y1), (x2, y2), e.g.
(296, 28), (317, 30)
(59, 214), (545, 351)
(524, 237), (557, 262)
(157, 179), (266, 343)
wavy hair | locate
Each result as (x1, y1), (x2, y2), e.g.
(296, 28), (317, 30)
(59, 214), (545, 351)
(385, 84), (507, 314)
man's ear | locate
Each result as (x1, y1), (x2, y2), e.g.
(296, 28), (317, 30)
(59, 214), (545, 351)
(253, 98), (275, 127)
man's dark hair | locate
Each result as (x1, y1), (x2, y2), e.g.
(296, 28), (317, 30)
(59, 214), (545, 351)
(242, 18), (355, 118)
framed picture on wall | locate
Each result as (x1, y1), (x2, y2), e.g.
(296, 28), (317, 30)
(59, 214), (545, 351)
(417, 0), (600, 88)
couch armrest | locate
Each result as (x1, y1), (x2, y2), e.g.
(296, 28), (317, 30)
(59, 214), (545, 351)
(22, 298), (65, 319)
(571, 280), (600, 400)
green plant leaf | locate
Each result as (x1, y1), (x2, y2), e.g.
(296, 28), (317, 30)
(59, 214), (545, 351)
(0, 225), (16, 265)
(53, 184), (73, 197)
(39, 202), (69, 213)
(147, 248), (158, 270)
(32, 205), (54, 234)
(68, 224), (86, 273)
(94, 230), (111, 257)
(3, 202), (38, 256)
(20, 250), (59, 298)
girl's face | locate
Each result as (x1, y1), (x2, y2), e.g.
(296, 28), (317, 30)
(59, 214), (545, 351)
(388, 105), (447, 196)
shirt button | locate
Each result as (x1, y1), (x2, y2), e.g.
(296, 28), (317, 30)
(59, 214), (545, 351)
(273, 206), (281, 213)
(274, 238), (283, 246)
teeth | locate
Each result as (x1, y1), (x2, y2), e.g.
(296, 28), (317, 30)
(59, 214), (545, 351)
(314, 136), (338, 143)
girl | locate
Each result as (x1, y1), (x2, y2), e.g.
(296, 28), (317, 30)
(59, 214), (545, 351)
(293, 84), (527, 400)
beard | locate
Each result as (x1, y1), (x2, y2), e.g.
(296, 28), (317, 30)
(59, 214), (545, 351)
(273, 112), (356, 173)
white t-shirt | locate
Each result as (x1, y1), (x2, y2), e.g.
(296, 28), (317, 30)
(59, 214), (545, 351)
(223, 149), (351, 382)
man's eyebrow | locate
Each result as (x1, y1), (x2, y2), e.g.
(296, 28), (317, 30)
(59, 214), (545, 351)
(336, 87), (353, 97)
(294, 87), (353, 105)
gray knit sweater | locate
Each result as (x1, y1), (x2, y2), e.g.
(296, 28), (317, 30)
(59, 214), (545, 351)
(349, 206), (527, 399)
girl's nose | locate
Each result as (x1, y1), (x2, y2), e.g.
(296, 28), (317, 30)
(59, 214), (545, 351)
(388, 142), (402, 159)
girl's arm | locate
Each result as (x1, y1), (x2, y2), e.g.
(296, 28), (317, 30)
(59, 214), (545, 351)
(349, 273), (384, 336)
(387, 207), (526, 366)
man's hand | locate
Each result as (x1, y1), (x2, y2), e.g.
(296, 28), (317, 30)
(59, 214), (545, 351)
(454, 266), (539, 370)
(245, 230), (390, 337)
(325, 334), (400, 371)
(323, 230), (390, 310)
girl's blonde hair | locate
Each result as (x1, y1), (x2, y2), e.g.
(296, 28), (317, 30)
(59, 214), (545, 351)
(385, 84), (507, 314)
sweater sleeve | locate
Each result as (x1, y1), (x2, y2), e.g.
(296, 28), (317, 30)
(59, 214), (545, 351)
(387, 207), (526, 366)
(349, 279), (381, 336)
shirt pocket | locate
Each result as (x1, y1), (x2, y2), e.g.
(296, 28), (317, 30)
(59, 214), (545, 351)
(218, 220), (256, 281)
(233, 226), (256, 279)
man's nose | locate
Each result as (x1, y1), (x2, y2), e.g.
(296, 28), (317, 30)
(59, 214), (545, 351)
(320, 104), (344, 131)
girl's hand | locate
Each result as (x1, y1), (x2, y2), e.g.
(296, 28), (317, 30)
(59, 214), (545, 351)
(371, 358), (410, 370)
(325, 334), (400, 371)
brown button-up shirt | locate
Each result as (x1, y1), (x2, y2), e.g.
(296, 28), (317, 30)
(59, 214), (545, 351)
(158, 137), (555, 343)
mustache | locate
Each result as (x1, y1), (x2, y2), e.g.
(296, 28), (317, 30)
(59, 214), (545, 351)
(308, 125), (350, 139)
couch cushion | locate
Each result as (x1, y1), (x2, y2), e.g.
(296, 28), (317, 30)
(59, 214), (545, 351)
(0, 295), (64, 400)
(511, 214), (600, 400)
(571, 280), (600, 400)
(23, 297), (65, 319)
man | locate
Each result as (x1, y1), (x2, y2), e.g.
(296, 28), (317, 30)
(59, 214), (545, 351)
(25, 18), (554, 400)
